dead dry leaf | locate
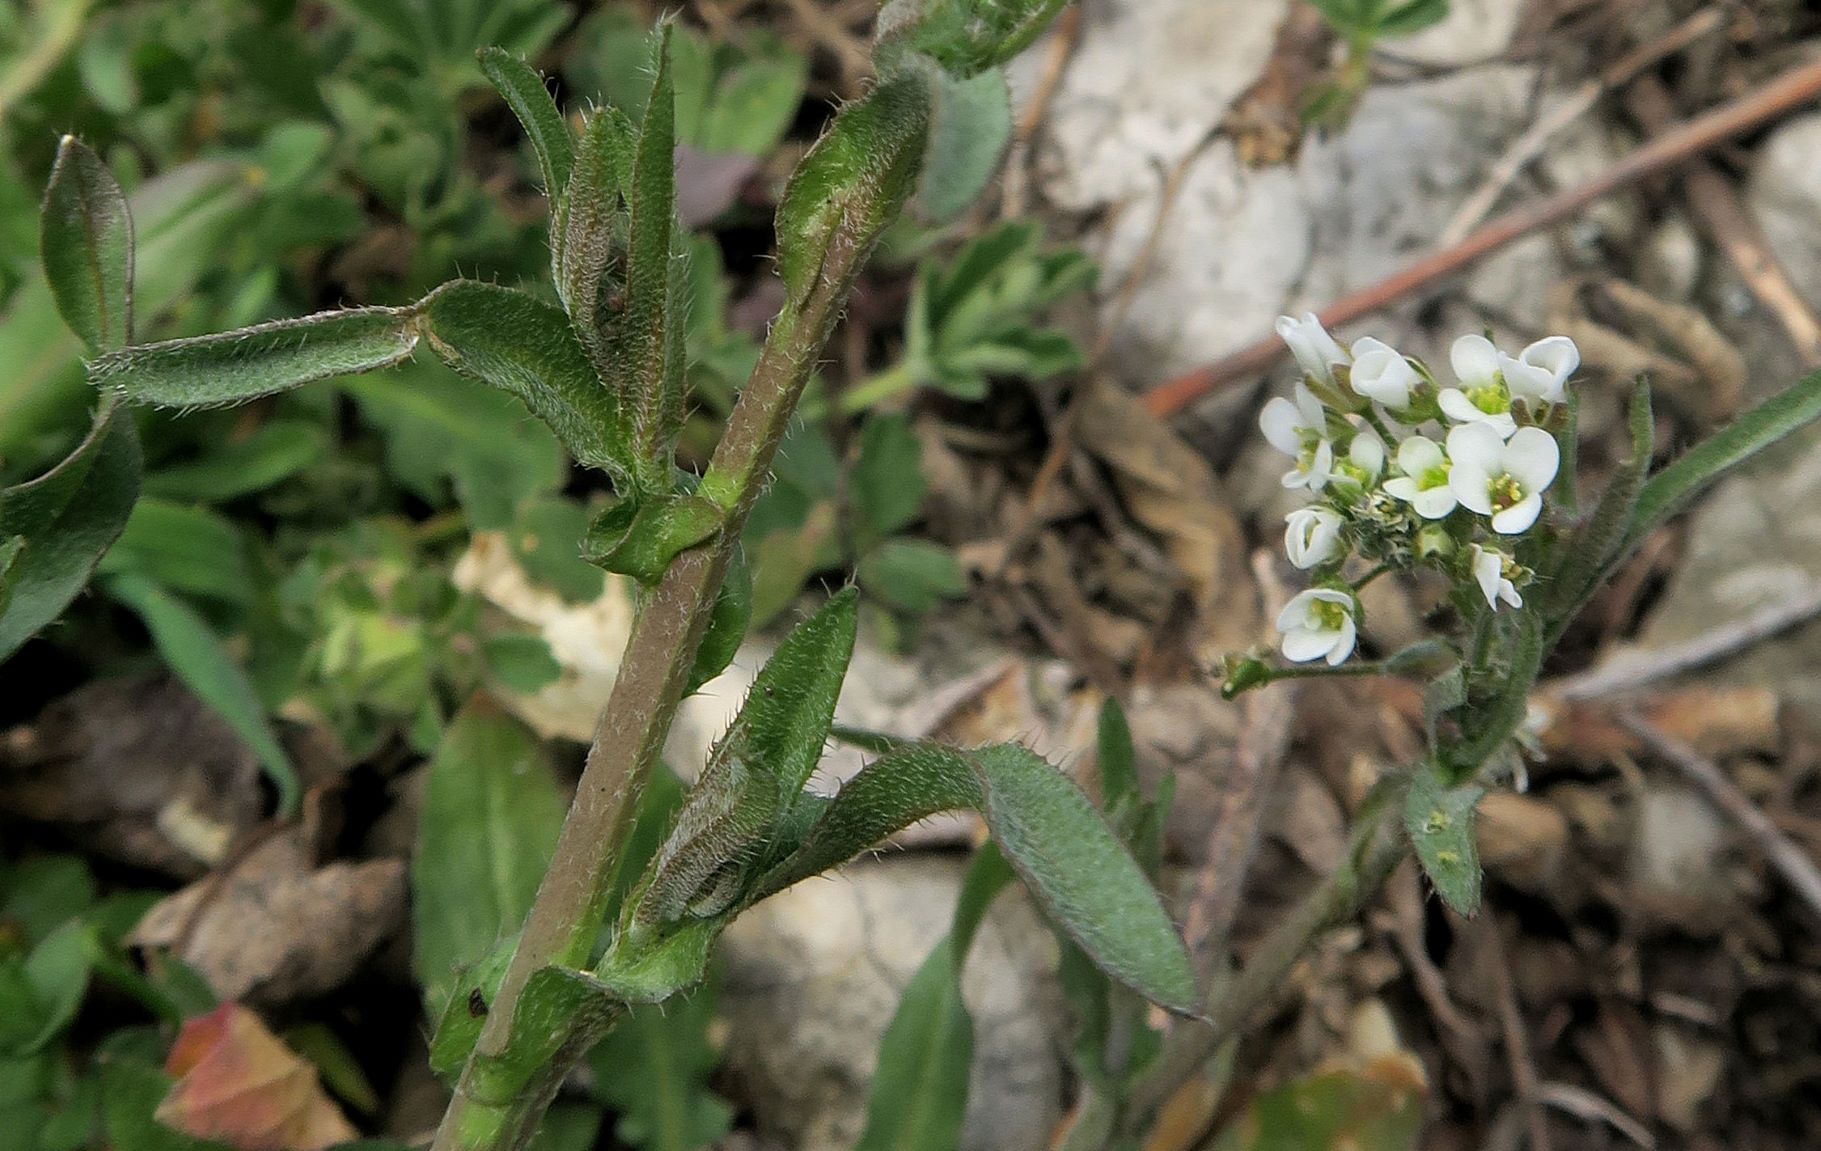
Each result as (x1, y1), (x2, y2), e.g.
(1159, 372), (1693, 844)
(156, 1003), (358, 1151)
(132, 831), (405, 1005)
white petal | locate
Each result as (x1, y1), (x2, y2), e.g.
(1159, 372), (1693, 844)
(1306, 440), (1334, 490)
(1436, 389), (1514, 437)
(1450, 462), (1493, 515)
(1490, 492), (1543, 534)
(1349, 427), (1385, 476)
(1306, 588), (1353, 608)
(1450, 333), (1501, 386)
(1396, 435), (1444, 474)
(1276, 590), (1320, 632)
(1412, 486), (1458, 519)
(1502, 427), (1560, 491)
(1350, 343), (1418, 408)
(1382, 476), (1420, 503)
(1276, 315), (1345, 385)
(1326, 616), (1358, 665)
(1293, 381), (1327, 426)
(1281, 628), (1335, 663)
(1445, 423), (1506, 470)
(1521, 335), (1578, 398)
(1260, 397), (1303, 455)
(1501, 582), (1524, 609)
(1472, 548), (1502, 608)
(1498, 351), (1554, 402)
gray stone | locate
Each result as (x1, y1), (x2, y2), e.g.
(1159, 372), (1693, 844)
(717, 857), (1065, 1151)
(1747, 113), (1821, 308)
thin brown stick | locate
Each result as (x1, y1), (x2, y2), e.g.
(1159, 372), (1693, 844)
(1625, 75), (1821, 367)
(1184, 551), (1298, 973)
(1484, 916), (1553, 1151)
(1144, 54), (1821, 418)
(1622, 713), (1821, 923)
(1438, 7), (1727, 247)
(1548, 582), (1821, 702)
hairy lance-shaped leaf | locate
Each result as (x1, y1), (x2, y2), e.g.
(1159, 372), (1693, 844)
(1405, 760), (1484, 917)
(685, 546), (751, 695)
(478, 49), (575, 201)
(108, 573), (300, 816)
(972, 745), (1197, 1016)
(40, 136), (132, 354)
(0, 405), (141, 662)
(414, 700), (565, 1011)
(1096, 698), (1139, 811)
(556, 107), (634, 367)
(875, 0), (1071, 77)
(421, 280), (633, 483)
(1626, 367), (1821, 552)
(774, 72), (931, 306)
(95, 307), (420, 409)
(854, 845), (1012, 1151)
(635, 590), (857, 924)
(581, 493), (723, 585)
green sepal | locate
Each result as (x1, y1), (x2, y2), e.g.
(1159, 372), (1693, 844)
(581, 492), (724, 584)
(420, 279), (634, 486)
(478, 48), (576, 202)
(774, 72), (933, 306)
(1404, 759), (1484, 917)
(39, 136), (133, 354)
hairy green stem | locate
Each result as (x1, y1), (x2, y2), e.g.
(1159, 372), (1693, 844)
(430, 178), (891, 1151)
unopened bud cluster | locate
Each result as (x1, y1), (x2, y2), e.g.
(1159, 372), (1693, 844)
(1263, 315), (1576, 666)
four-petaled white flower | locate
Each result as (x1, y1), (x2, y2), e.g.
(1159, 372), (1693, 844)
(1381, 435), (1456, 519)
(1446, 424), (1559, 534)
(1277, 588), (1358, 666)
(1284, 506), (1344, 570)
(1437, 334), (1517, 438)
(1470, 544), (1524, 610)
(1275, 313), (1348, 387)
(1349, 337), (1421, 411)
(1498, 335), (1578, 405)
(1260, 382), (1334, 490)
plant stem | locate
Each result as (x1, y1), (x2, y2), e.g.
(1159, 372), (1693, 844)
(1114, 798), (1407, 1141)
(430, 159), (898, 1151)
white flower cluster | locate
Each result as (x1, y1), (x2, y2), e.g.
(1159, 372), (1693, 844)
(1263, 314), (1577, 666)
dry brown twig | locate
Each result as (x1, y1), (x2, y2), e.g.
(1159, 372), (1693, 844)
(1143, 52), (1821, 418)
(1624, 74), (1821, 368)
(1622, 713), (1821, 925)
(1483, 916), (1554, 1151)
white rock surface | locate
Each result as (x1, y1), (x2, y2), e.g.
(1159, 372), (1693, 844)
(1748, 113), (1821, 310)
(1387, 0), (1524, 67)
(717, 857), (1065, 1151)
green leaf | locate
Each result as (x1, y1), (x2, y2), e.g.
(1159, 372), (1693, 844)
(0, 537), (20, 620)
(94, 306), (421, 409)
(685, 545), (751, 695)
(0, 405), (140, 662)
(620, 24), (688, 490)
(99, 500), (252, 606)
(1627, 368), (1821, 552)
(0, 856), (96, 944)
(0, 922), (92, 1056)
(588, 979), (732, 1151)
(724, 587), (857, 798)
(482, 633), (563, 694)
(479, 48), (576, 200)
(1095, 698), (1138, 811)
(857, 538), (965, 614)
(1546, 382), (1651, 630)
(972, 745), (1197, 1016)
(699, 53), (808, 156)
(107, 574), (301, 816)
(775, 72), (932, 305)
(854, 845), (1013, 1151)
(1376, 0), (1451, 38)
(1210, 1062), (1424, 1151)
(915, 67), (1012, 225)
(1404, 759), (1483, 916)
(39, 136), (132, 354)
(876, 0), (1072, 77)
(581, 493), (724, 585)
(510, 497), (606, 603)
(98, 1049), (230, 1151)
(851, 414), (926, 550)
(421, 279), (632, 484)
(413, 700), (565, 1010)
(555, 107), (635, 369)
(141, 421), (328, 503)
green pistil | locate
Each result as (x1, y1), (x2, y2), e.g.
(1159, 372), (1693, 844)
(1488, 473), (1525, 511)
(1418, 464), (1449, 490)
(1311, 600), (1348, 630)
(1467, 378), (1509, 415)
